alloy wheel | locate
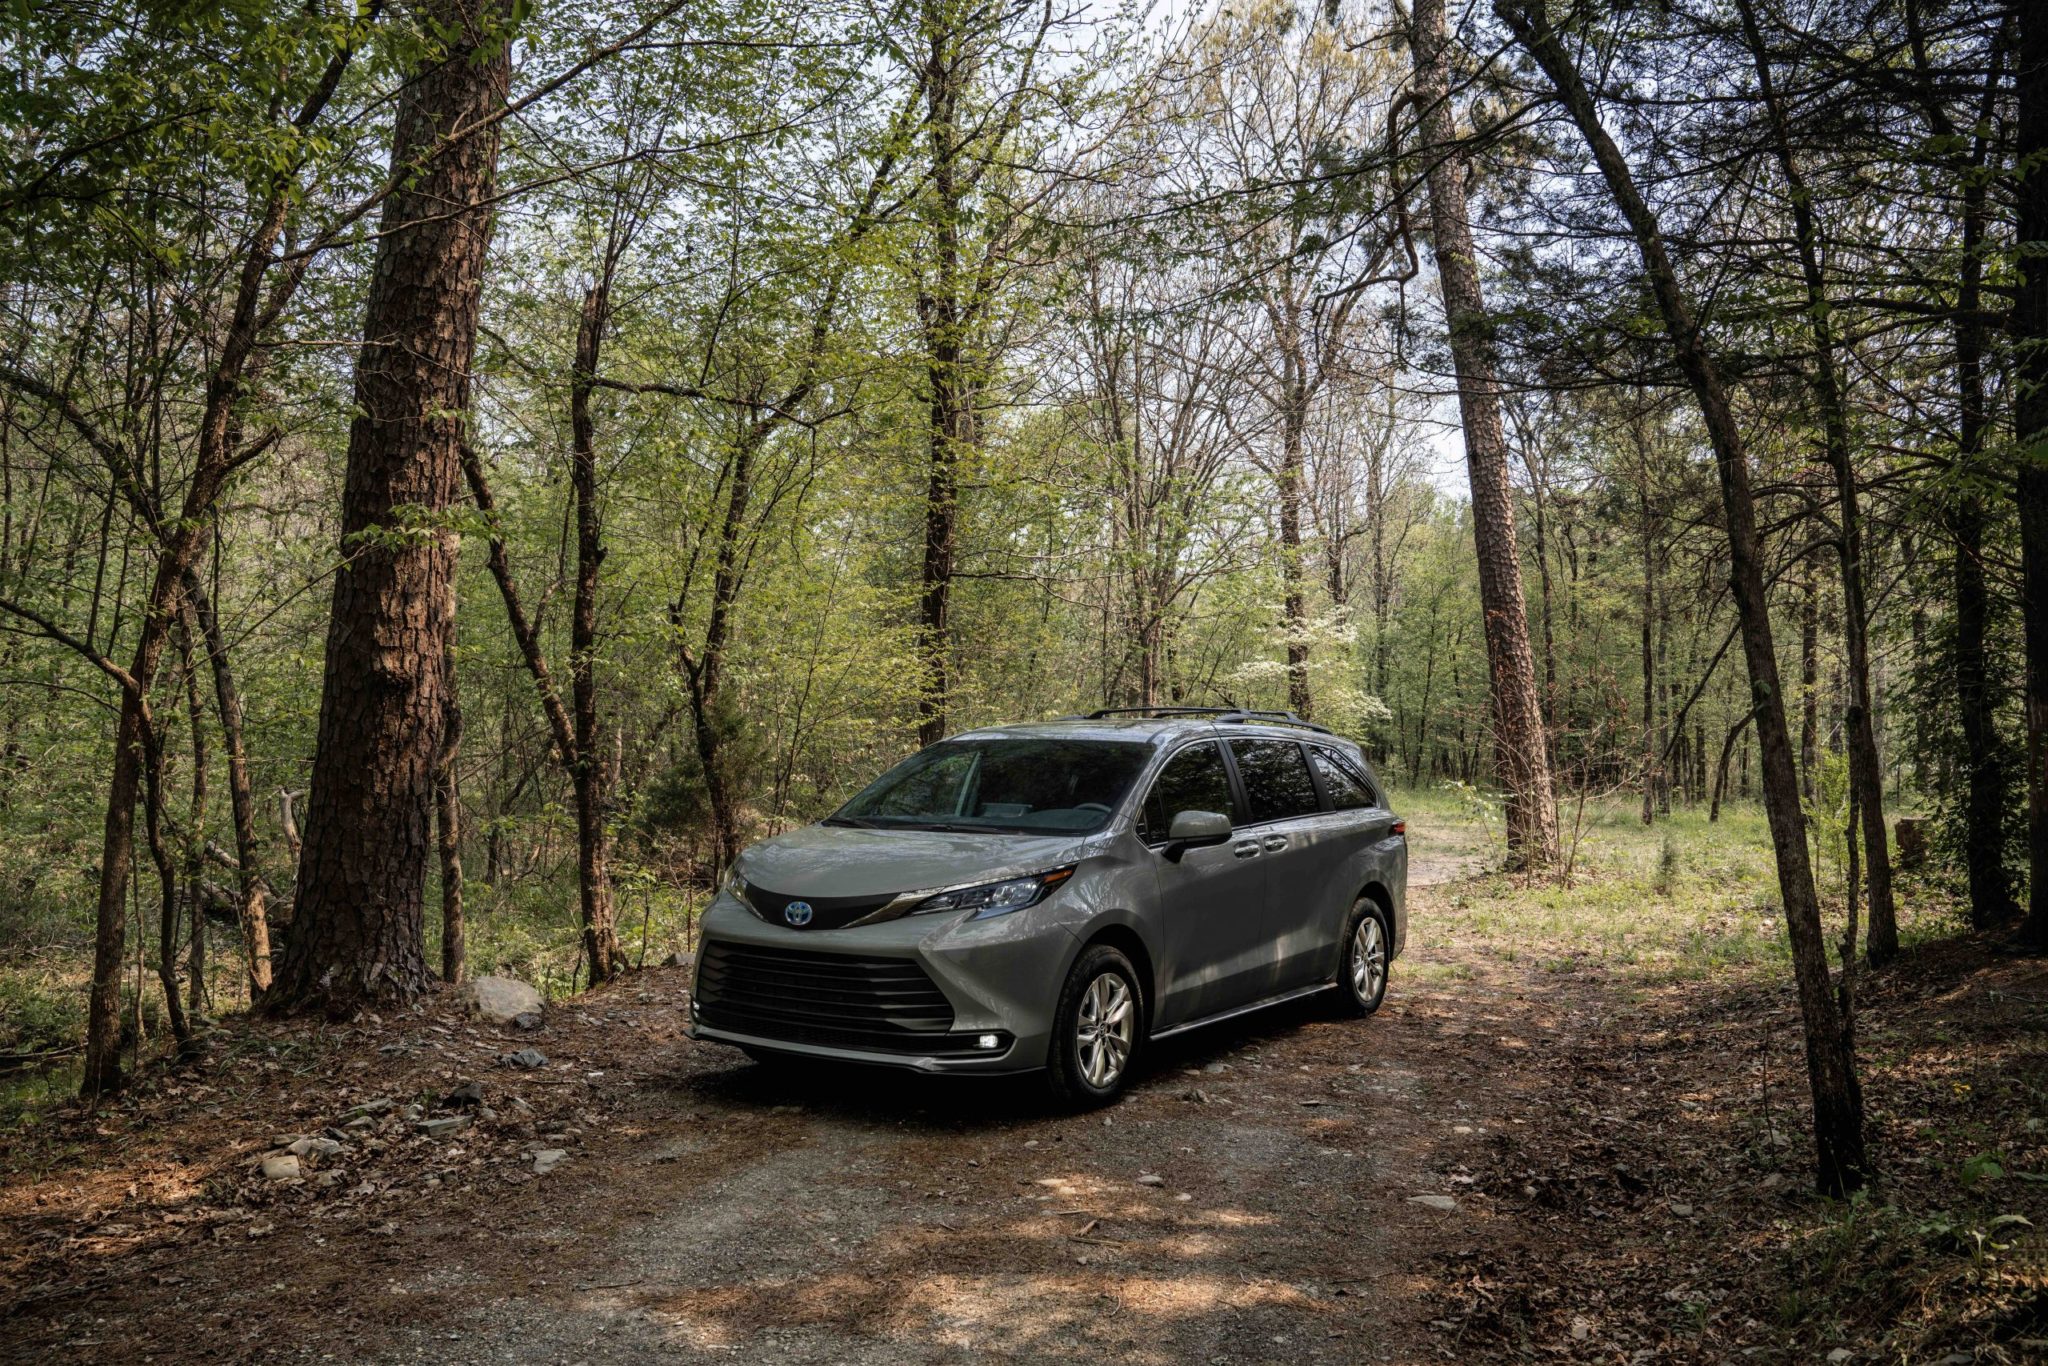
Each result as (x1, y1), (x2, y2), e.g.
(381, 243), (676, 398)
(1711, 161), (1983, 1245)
(1350, 915), (1386, 1003)
(1075, 971), (1135, 1089)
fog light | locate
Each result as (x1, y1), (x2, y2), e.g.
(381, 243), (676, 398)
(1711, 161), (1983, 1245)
(977, 1033), (1000, 1050)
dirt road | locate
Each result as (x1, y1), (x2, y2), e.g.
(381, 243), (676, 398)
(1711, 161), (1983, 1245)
(18, 814), (2026, 1364)
(6, 856), (1553, 1365)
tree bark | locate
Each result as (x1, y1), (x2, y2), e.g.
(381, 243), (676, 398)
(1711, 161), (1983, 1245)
(1499, 0), (1868, 1193)
(181, 571), (273, 993)
(568, 284), (618, 984)
(1800, 552), (1820, 800)
(271, 0), (508, 1014)
(915, 30), (967, 748)
(1279, 383), (1313, 717)
(1905, 0), (2016, 928)
(1954, 203), (2016, 926)
(1636, 433), (1657, 826)
(2015, 0), (2048, 950)
(1411, 0), (1558, 867)
(178, 619), (207, 1016)
(1734, 0), (1896, 963)
(436, 652), (465, 985)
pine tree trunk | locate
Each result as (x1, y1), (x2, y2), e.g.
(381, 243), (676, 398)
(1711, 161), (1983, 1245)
(437, 672), (465, 985)
(271, 0), (508, 1015)
(1954, 307), (2014, 926)
(1410, 0), (1559, 868)
(1734, 0), (1896, 962)
(1499, 0), (1868, 1192)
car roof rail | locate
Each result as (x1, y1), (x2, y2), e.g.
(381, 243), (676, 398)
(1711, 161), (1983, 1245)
(1085, 705), (1336, 736)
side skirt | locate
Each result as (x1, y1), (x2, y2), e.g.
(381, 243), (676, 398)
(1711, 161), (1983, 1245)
(1148, 981), (1338, 1042)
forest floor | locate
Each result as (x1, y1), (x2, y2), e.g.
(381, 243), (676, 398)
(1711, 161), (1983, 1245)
(0, 798), (2042, 1364)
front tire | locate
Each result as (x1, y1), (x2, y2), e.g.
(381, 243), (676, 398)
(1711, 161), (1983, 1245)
(1337, 899), (1391, 1015)
(1046, 944), (1142, 1107)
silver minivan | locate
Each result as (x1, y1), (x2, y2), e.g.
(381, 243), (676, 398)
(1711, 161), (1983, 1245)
(687, 708), (1408, 1104)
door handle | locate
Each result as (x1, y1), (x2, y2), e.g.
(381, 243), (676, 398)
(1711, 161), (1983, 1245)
(1233, 840), (1261, 859)
(1262, 833), (1289, 852)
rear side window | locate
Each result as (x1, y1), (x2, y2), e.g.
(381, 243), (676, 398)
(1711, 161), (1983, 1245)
(1139, 742), (1236, 842)
(1230, 739), (1321, 823)
(1309, 748), (1378, 810)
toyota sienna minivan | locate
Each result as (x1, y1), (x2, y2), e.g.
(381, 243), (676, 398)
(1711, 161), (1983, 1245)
(687, 707), (1407, 1104)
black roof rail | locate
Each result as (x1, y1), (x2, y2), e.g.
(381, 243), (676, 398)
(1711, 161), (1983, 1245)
(1086, 705), (1335, 736)
(1218, 709), (1336, 735)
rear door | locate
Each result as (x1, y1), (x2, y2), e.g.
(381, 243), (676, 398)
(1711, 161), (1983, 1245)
(1227, 738), (1347, 992)
(1303, 744), (1397, 971)
(1139, 739), (1270, 1027)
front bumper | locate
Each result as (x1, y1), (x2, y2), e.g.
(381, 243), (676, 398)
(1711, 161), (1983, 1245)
(685, 893), (1078, 1074)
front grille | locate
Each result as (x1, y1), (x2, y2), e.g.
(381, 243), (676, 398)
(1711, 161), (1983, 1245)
(741, 881), (898, 931)
(698, 941), (987, 1054)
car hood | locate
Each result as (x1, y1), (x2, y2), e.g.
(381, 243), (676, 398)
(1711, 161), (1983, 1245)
(736, 824), (1095, 899)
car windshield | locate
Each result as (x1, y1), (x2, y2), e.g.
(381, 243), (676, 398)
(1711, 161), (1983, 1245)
(828, 738), (1151, 834)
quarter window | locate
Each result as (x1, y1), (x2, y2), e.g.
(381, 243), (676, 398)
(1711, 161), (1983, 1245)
(1230, 739), (1321, 823)
(1309, 748), (1378, 811)
(1139, 742), (1236, 842)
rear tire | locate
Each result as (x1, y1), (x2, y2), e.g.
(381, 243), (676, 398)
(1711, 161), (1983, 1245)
(1046, 944), (1142, 1108)
(1335, 899), (1391, 1016)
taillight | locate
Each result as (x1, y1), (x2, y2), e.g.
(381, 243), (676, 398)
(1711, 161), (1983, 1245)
(1390, 821), (1406, 835)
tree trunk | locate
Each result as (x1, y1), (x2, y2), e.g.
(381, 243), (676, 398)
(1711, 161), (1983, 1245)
(1411, 0), (1558, 867)
(178, 620), (207, 1016)
(1800, 553), (1820, 800)
(2015, 0), (2048, 950)
(569, 284), (617, 984)
(1734, 0), (1896, 963)
(1529, 447), (1557, 727)
(436, 660), (465, 985)
(1638, 467), (1657, 826)
(1906, 0), (2016, 929)
(1711, 708), (1758, 823)
(915, 38), (968, 748)
(181, 572), (272, 993)
(1279, 387), (1313, 716)
(1499, 0), (1868, 1193)
(683, 418), (760, 877)
(1954, 232), (2015, 925)
(271, 0), (508, 1015)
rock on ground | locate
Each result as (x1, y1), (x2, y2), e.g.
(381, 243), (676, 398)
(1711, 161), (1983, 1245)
(457, 976), (544, 1025)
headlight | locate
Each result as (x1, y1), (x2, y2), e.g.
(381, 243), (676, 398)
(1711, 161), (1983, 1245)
(722, 865), (749, 906)
(914, 866), (1075, 920)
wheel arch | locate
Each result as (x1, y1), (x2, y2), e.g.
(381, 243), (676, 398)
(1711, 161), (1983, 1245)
(1076, 921), (1157, 1035)
(1356, 880), (1399, 957)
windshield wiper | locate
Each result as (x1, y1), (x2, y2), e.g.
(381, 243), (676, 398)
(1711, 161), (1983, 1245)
(823, 816), (885, 829)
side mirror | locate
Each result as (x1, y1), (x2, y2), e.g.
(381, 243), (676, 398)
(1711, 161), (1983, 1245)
(1163, 809), (1232, 861)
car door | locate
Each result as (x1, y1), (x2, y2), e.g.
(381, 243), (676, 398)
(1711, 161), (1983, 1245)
(1227, 738), (1344, 992)
(1303, 744), (1398, 971)
(1139, 739), (1270, 1028)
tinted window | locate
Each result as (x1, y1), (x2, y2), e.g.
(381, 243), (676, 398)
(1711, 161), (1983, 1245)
(831, 738), (1150, 834)
(1138, 742), (1236, 842)
(1310, 748), (1377, 811)
(1230, 739), (1321, 823)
